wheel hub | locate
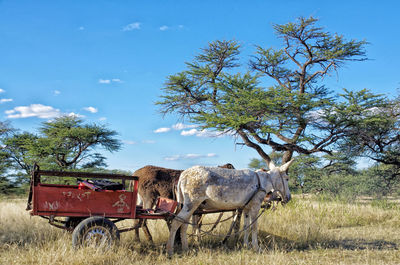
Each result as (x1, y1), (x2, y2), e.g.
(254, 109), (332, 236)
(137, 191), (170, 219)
(84, 226), (111, 247)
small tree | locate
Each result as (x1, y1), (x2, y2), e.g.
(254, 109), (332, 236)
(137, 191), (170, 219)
(2, 132), (39, 174)
(3, 116), (121, 171)
(0, 121), (18, 193)
(0, 121), (12, 173)
(158, 17), (383, 165)
(0, 150), (14, 194)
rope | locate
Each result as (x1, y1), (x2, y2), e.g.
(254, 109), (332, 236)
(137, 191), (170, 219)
(169, 171), (270, 227)
(170, 199), (275, 239)
(168, 170), (286, 240)
(190, 212), (225, 237)
(168, 210), (236, 226)
(192, 201), (274, 239)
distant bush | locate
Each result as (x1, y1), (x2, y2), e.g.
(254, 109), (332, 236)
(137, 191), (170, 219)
(302, 165), (400, 199)
(370, 198), (400, 210)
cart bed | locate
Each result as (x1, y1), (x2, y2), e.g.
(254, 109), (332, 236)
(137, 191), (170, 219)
(27, 167), (139, 219)
(32, 183), (137, 218)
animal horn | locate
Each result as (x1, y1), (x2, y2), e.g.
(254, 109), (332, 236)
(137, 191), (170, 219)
(280, 159), (294, 172)
(268, 160), (276, 170)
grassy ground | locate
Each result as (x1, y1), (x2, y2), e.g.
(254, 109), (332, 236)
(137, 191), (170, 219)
(0, 196), (399, 265)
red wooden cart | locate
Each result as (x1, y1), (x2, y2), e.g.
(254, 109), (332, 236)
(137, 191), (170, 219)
(26, 166), (178, 248)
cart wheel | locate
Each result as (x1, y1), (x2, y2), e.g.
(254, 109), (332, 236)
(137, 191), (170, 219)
(72, 216), (120, 248)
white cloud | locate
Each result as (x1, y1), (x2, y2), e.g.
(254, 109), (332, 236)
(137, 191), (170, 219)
(99, 79), (111, 84)
(5, 104), (85, 119)
(99, 78), (122, 84)
(164, 155), (179, 161)
(180, 128), (226, 138)
(172, 123), (198, 130)
(83, 106), (98, 113)
(164, 153), (217, 161)
(154, 127), (171, 133)
(53, 90), (61, 95)
(154, 123), (228, 138)
(99, 117), (107, 121)
(159, 25), (169, 31)
(181, 129), (232, 138)
(67, 112), (85, 118)
(180, 128), (198, 136)
(123, 139), (155, 145)
(0, 89), (4, 93)
(78, 26), (85, 31)
(6, 104), (62, 119)
(123, 22), (141, 31)
(0, 98), (13, 104)
(123, 140), (136, 145)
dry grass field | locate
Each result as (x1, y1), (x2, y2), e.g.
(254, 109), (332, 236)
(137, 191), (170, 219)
(1, 196), (399, 265)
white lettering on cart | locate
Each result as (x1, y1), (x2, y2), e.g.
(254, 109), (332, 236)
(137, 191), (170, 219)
(62, 191), (91, 201)
(112, 194), (130, 213)
(43, 201), (60, 211)
(77, 192), (91, 201)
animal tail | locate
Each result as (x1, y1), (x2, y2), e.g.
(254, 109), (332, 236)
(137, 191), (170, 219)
(136, 194), (143, 206)
(176, 178), (184, 204)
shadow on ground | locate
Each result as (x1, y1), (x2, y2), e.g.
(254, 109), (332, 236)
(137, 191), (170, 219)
(257, 230), (399, 251)
(116, 229), (400, 256)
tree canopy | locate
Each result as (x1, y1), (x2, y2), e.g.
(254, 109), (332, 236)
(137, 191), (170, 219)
(157, 16), (385, 165)
(342, 94), (400, 167)
(0, 121), (12, 173)
(2, 116), (122, 173)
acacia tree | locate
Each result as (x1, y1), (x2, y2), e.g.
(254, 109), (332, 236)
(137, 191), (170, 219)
(2, 132), (38, 174)
(0, 121), (18, 192)
(3, 116), (121, 171)
(344, 95), (400, 167)
(0, 121), (12, 173)
(337, 93), (400, 184)
(158, 17), (386, 165)
(0, 121), (10, 135)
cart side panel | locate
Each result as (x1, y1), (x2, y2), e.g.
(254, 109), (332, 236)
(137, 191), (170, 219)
(33, 184), (137, 219)
(131, 179), (138, 218)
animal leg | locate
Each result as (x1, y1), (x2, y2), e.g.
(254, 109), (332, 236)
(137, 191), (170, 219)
(166, 217), (182, 245)
(166, 200), (203, 256)
(140, 196), (156, 242)
(249, 207), (260, 252)
(243, 210), (250, 249)
(247, 193), (265, 252)
(180, 222), (189, 251)
(222, 210), (241, 244)
(192, 214), (203, 242)
(167, 218), (181, 256)
(234, 209), (242, 235)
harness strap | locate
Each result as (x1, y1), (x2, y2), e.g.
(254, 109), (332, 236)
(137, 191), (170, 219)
(256, 172), (267, 194)
(242, 172), (267, 209)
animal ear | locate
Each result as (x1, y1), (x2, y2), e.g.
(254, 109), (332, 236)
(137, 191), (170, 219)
(280, 159), (294, 172)
(268, 160), (276, 170)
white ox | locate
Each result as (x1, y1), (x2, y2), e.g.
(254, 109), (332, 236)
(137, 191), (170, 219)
(166, 160), (293, 256)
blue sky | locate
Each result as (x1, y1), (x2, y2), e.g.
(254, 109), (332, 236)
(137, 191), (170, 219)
(1, 1), (399, 171)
